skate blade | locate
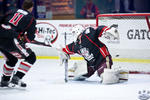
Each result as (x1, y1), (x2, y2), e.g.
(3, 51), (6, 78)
(8, 83), (16, 87)
(8, 83), (26, 89)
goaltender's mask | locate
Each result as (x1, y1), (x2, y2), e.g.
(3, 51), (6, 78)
(71, 25), (84, 42)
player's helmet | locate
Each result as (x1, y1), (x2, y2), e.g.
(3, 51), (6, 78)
(71, 25), (84, 42)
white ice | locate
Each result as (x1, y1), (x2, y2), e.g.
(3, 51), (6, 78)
(0, 59), (150, 100)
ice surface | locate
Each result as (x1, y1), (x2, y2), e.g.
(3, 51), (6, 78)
(0, 59), (150, 100)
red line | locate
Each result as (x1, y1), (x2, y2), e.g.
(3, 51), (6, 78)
(130, 71), (150, 74)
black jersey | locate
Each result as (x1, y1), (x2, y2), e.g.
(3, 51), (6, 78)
(1, 9), (36, 41)
(63, 26), (111, 66)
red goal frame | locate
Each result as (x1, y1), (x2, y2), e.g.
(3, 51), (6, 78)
(96, 13), (150, 30)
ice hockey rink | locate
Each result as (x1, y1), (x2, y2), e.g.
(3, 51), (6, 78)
(0, 58), (150, 100)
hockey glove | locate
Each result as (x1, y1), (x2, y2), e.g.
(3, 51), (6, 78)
(16, 34), (29, 49)
(103, 24), (119, 40)
(59, 51), (70, 66)
(56, 46), (70, 66)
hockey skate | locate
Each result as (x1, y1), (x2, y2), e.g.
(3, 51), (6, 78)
(10, 76), (27, 87)
(0, 76), (9, 87)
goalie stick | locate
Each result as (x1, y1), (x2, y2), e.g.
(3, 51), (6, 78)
(30, 40), (52, 47)
(64, 32), (68, 83)
(30, 40), (65, 53)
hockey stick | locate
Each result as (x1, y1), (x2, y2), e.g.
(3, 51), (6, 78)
(30, 40), (63, 54)
(64, 32), (68, 83)
(30, 40), (66, 53)
(30, 40), (52, 47)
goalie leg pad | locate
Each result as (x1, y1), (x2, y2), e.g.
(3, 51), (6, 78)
(68, 60), (88, 80)
(73, 66), (95, 81)
(101, 68), (129, 84)
(101, 68), (119, 84)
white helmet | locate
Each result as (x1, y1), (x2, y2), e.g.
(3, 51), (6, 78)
(71, 25), (84, 42)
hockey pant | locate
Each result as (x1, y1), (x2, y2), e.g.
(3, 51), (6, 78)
(82, 55), (113, 78)
(0, 38), (36, 79)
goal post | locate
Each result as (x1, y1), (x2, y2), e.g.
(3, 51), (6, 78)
(96, 13), (150, 30)
(96, 13), (150, 74)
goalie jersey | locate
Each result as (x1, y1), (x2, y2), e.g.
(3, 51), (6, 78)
(63, 26), (111, 68)
(0, 9), (36, 41)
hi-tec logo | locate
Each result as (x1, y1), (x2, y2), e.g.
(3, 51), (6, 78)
(127, 29), (150, 40)
(36, 22), (58, 44)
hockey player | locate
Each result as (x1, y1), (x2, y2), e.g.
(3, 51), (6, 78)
(0, 0), (36, 87)
(59, 25), (128, 84)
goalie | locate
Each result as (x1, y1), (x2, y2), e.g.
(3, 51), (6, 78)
(59, 25), (128, 84)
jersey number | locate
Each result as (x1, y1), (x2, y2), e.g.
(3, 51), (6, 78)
(9, 13), (24, 26)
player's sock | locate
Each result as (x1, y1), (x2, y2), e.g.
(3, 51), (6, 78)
(9, 61), (32, 87)
(1, 63), (14, 87)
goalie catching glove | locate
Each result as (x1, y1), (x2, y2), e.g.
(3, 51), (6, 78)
(103, 24), (119, 40)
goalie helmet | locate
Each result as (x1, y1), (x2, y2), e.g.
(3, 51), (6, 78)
(71, 25), (84, 42)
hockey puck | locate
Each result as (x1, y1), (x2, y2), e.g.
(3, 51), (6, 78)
(115, 55), (119, 57)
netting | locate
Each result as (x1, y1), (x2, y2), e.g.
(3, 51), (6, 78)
(96, 13), (150, 74)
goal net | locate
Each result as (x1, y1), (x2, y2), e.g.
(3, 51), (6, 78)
(96, 13), (150, 74)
